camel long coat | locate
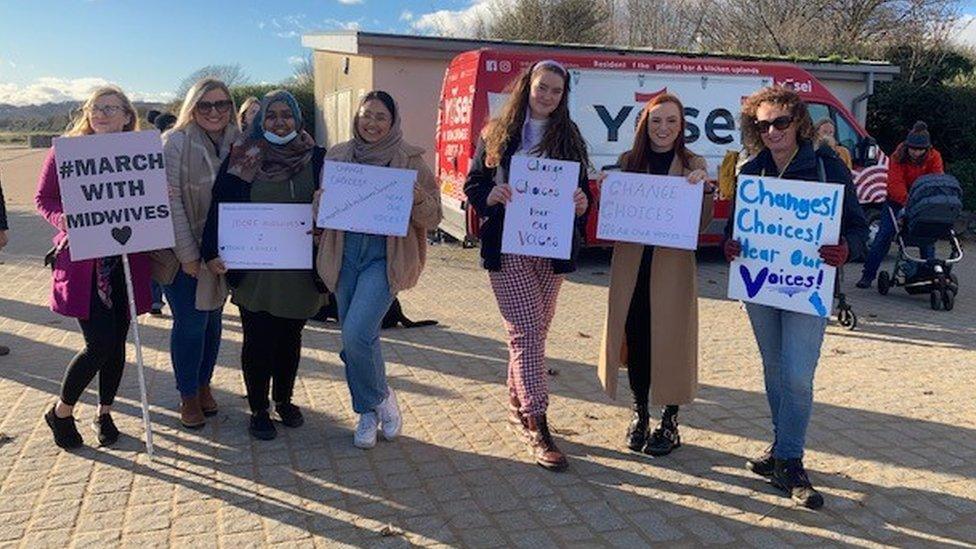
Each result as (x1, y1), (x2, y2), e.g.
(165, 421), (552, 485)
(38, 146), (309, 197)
(597, 152), (714, 404)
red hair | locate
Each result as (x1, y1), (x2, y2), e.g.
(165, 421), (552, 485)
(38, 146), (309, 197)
(623, 93), (693, 172)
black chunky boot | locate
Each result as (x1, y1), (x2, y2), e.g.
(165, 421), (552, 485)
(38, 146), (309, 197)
(772, 458), (824, 509)
(625, 403), (649, 452)
(643, 405), (681, 456)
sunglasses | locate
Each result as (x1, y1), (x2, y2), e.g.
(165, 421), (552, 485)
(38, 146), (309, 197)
(755, 115), (793, 133)
(196, 100), (232, 114)
(86, 105), (127, 116)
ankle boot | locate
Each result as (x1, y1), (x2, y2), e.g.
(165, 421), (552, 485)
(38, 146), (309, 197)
(198, 385), (218, 417)
(180, 394), (206, 429)
(644, 405), (681, 456)
(525, 414), (568, 471)
(625, 403), (650, 452)
(507, 394), (530, 435)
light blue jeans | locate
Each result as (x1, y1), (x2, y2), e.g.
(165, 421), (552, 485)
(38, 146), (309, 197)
(336, 232), (394, 414)
(745, 303), (828, 459)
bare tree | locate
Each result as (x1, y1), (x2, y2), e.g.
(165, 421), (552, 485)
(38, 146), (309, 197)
(175, 64), (251, 100)
(286, 54), (315, 91)
(475, 0), (612, 44)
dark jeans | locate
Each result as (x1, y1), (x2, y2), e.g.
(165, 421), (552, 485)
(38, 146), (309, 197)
(626, 246), (654, 409)
(239, 307), (305, 413)
(861, 201), (936, 281)
(163, 270), (222, 397)
(61, 267), (130, 406)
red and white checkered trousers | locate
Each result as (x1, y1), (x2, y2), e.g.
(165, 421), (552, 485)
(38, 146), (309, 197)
(488, 254), (564, 417)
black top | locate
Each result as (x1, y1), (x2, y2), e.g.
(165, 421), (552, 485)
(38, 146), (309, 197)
(0, 179), (7, 230)
(463, 134), (593, 274)
(201, 146), (327, 287)
(647, 149), (676, 176)
(723, 141), (869, 261)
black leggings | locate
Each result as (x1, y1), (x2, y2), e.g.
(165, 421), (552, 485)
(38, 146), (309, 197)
(60, 267), (130, 406)
(625, 246), (654, 409)
(239, 307), (306, 413)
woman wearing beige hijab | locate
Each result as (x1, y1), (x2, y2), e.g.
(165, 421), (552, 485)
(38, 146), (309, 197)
(315, 91), (442, 449)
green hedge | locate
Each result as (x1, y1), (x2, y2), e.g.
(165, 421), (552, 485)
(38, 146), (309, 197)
(229, 84), (315, 134)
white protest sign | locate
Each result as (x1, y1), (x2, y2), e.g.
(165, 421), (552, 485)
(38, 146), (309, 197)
(597, 172), (703, 250)
(501, 156), (579, 260)
(316, 161), (415, 237)
(218, 203), (313, 269)
(727, 175), (842, 317)
(53, 130), (174, 261)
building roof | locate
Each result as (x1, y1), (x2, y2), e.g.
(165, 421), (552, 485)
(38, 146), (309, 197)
(302, 30), (900, 81)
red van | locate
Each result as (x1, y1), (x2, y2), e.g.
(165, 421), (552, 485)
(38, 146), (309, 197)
(436, 48), (887, 247)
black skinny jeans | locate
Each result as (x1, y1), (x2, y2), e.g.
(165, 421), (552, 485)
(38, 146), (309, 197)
(239, 307), (306, 413)
(60, 266), (130, 406)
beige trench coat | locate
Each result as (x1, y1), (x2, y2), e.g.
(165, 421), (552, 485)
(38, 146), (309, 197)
(597, 152), (714, 404)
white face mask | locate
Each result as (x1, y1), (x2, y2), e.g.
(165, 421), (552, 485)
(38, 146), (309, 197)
(264, 130), (297, 145)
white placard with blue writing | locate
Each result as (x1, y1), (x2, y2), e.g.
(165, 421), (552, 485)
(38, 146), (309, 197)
(218, 203), (313, 269)
(501, 155), (579, 260)
(597, 172), (703, 250)
(727, 175), (842, 317)
(316, 160), (416, 237)
(53, 130), (175, 261)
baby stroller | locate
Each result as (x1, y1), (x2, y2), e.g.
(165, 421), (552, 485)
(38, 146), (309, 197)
(876, 174), (964, 311)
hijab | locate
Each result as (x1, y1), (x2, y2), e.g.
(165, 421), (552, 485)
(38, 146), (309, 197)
(228, 89), (315, 182)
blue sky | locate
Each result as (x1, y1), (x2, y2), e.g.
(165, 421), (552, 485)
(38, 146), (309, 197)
(2, 0), (976, 105)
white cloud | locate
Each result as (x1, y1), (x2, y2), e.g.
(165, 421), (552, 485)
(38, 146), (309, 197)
(266, 13), (360, 38)
(337, 0), (363, 4)
(287, 55), (305, 66)
(400, 10), (413, 22)
(412, 0), (505, 37)
(0, 77), (173, 106)
(952, 15), (976, 49)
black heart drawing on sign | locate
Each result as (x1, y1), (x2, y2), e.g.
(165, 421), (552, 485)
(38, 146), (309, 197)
(111, 226), (132, 245)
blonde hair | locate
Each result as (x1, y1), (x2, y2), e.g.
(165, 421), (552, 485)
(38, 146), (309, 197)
(174, 78), (238, 133)
(238, 96), (260, 128)
(65, 85), (139, 136)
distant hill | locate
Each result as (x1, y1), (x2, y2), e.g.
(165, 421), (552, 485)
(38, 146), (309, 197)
(0, 101), (168, 135)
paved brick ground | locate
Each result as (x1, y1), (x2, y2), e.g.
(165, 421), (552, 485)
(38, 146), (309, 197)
(1, 146), (975, 547)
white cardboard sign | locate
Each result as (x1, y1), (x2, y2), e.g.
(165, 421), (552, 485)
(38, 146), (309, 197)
(727, 175), (842, 317)
(597, 172), (703, 250)
(501, 155), (579, 260)
(316, 160), (415, 237)
(53, 131), (175, 261)
(218, 203), (313, 269)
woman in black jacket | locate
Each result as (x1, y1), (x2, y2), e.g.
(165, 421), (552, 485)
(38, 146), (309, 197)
(723, 86), (868, 509)
(464, 60), (591, 471)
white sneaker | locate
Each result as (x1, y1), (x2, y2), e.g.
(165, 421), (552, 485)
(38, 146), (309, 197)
(354, 412), (379, 449)
(376, 390), (402, 441)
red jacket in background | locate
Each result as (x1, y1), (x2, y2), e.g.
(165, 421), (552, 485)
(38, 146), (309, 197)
(886, 145), (944, 206)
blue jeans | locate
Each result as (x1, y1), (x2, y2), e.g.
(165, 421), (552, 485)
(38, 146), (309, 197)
(336, 232), (394, 414)
(745, 303), (828, 459)
(861, 202), (935, 281)
(151, 281), (165, 308)
(163, 270), (223, 397)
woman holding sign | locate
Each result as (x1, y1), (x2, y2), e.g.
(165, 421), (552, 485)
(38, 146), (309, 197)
(161, 78), (240, 429)
(723, 86), (868, 509)
(464, 60), (591, 471)
(597, 93), (714, 457)
(36, 86), (153, 448)
(202, 90), (326, 441)
(314, 91), (442, 450)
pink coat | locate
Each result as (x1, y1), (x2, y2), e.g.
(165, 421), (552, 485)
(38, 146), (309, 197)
(35, 148), (152, 320)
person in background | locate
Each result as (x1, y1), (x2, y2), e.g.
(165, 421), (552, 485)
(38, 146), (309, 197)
(0, 178), (8, 356)
(464, 60), (591, 471)
(813, 118), (852, 170)
(162, 78), (240, 429)
(202, 90), (326, 441)
(154, 112), (177, 134)
(238, 96), (261, 132)
(856, 121), (941, 288)
(597, 93), (714, 457)
(723, 86), (868, 509)
(314, 91), (442, 450)
(36, 86), (154, 449)
(146, 109), (172, 315)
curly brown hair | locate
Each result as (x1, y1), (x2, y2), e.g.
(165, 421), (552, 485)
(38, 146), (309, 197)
(481, 61), (589, 170)
(739, 86), (814, 154)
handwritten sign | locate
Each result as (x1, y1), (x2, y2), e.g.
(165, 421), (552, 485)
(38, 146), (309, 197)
(316, 161), (415, 237)
(501, 156), (579, 260)
(727, 175), (842, 317)
(53, 130), (174, 261)
(597, 172), (703, 250)
(218, 203), (313, 269)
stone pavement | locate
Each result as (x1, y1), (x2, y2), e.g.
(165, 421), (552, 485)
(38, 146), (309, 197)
(0, 146), (974, 548)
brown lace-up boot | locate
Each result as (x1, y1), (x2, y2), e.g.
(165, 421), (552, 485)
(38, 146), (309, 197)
(525, 414), (568, 471)
(198, 384), (218, 417)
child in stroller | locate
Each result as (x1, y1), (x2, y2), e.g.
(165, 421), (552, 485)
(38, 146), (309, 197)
(876, 173), (964, 310)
